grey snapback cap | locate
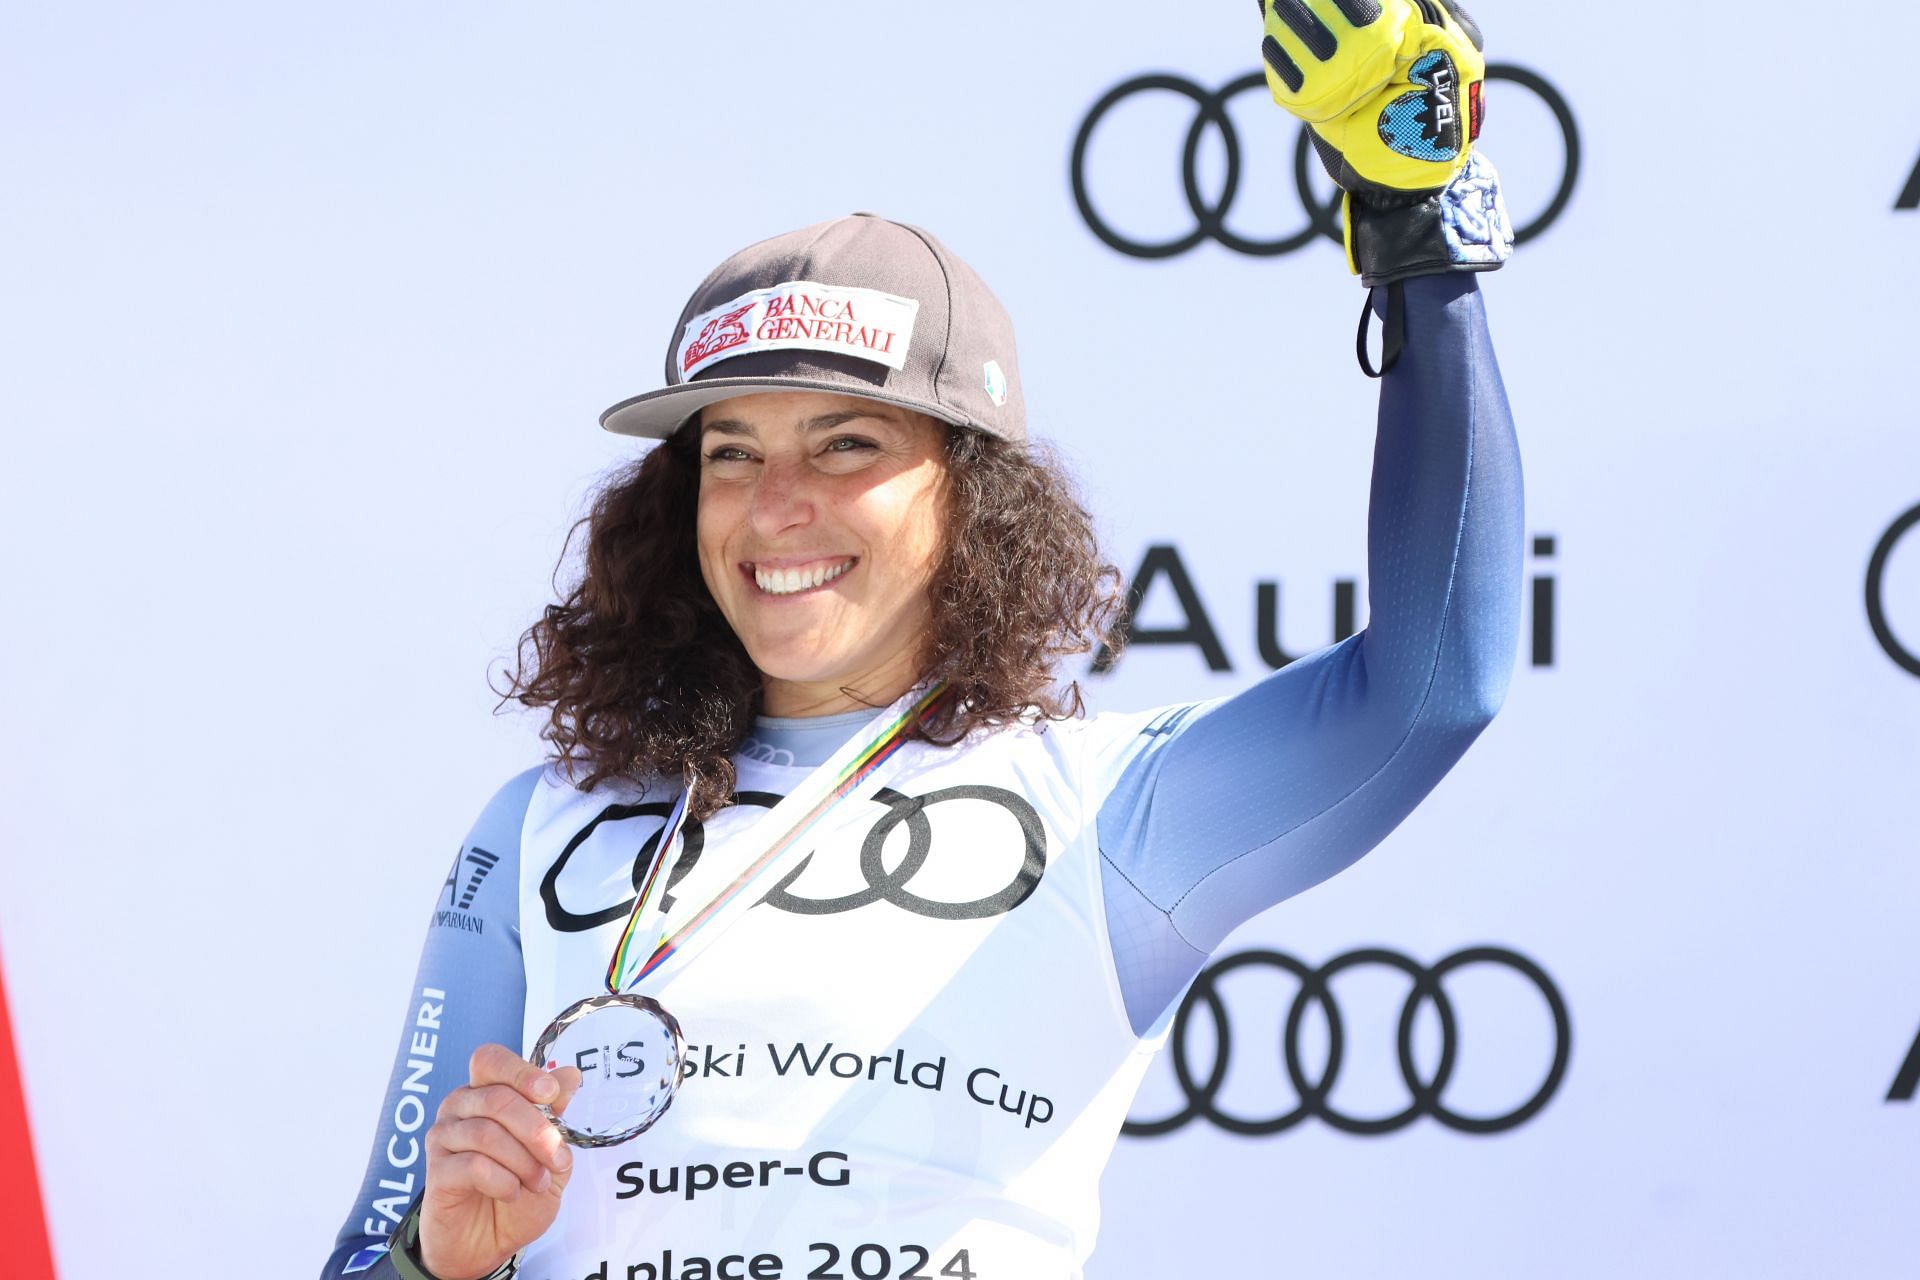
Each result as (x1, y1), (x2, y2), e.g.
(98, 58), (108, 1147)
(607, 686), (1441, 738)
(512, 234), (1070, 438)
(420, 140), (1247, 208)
(599, 213), (1026, 442)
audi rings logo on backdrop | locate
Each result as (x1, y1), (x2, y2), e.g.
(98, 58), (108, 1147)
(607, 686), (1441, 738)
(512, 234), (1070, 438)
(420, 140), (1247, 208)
(1867, 503), (1920, 677)
(541, 785), (1048, 931)
(1071, 65), (1580, 259)
(1125, 947), (1571, 1138)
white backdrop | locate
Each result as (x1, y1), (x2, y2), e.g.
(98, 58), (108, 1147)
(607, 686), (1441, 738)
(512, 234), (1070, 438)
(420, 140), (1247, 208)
(4, 3), (1919, 1277)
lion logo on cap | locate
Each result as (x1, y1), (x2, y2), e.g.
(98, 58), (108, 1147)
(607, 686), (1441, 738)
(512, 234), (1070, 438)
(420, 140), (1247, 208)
(681, 303), (755, 373)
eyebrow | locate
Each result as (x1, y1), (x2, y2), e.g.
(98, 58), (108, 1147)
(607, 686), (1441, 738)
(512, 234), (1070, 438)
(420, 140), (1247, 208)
(698, 409), (896, 439)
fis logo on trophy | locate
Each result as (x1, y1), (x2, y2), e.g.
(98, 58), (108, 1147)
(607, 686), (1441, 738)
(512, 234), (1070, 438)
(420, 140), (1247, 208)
(562, 1041), (652, 1081)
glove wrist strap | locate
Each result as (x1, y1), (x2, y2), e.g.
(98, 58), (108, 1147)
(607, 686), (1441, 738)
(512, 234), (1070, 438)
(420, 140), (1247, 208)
(1355, 281), (1407, 379)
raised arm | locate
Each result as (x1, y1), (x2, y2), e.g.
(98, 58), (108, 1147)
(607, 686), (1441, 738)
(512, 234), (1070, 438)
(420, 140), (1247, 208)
(1095, 0), (1522, 1032)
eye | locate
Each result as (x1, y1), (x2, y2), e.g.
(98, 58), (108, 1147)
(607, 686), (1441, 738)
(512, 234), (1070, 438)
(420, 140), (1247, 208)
(822, 435), (878, 454)
(704, 444), (755, 464)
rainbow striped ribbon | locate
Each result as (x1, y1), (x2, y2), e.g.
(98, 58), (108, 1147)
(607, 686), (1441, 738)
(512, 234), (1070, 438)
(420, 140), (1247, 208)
(603, 784), (691, 995)
(603, 680), (953, 996)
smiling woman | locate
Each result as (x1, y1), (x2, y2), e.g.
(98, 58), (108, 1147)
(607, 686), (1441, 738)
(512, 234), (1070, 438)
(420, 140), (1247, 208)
(695, 396), (966, 714)
(502, 381), (1120, 819)
(326, 7), (1524, 1270)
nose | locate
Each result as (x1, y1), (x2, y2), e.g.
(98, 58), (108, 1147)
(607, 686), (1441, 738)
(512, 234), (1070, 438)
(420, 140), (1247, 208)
(747, 454), (816, 538)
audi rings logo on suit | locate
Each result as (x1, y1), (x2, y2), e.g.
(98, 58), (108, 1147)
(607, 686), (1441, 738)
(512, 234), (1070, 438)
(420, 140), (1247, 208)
(1071, 65), (1580, 258)
(542, 786), (1049, 931)
(1125, 948), (1571, 1138)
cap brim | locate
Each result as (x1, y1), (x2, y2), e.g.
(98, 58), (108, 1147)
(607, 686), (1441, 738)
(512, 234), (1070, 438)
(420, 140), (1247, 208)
(600, 377), (980, 439)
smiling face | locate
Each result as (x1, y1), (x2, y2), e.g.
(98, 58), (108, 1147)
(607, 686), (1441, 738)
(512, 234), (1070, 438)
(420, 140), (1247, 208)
(695, 390), (951, 717)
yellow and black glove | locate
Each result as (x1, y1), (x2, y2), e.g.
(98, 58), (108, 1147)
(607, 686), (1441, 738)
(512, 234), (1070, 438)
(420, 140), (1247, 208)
(1259, 0), (1510, 287)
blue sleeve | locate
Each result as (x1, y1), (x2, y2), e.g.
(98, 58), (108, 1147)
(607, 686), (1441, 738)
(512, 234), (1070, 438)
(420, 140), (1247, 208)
(1098, 273), (1523, 1034)
(319, 767), (542, 1280)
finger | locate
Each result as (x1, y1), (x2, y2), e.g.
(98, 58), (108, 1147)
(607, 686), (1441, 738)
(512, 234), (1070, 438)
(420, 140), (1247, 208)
(1264, 1), (1388, 108)
(1263, 32), (1307, 95)
(1290, 0), (1386, 41)
(435, 1150), (535, 1204)
(1328, 0), (1382, 26)
(439, 1084), (574, 1175)
(1432, 0), (1483, 50)
(1262, 0), (1330, 96)
(430, 1116), (555, 1195)
(1271, 0), (1339, 62)
(469, 1042), (565, 1106)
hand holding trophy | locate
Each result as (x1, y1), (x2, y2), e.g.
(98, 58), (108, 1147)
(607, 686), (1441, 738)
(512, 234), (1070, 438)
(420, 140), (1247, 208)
(414, 1046), (583, 1280)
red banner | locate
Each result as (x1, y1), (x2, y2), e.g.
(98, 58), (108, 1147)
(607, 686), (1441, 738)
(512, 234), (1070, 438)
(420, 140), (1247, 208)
(0, 953), (57, 1279)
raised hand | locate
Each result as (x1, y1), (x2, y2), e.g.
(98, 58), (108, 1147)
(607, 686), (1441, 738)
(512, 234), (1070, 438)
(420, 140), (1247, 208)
(1256, 0), (1509, 298)
(1259, 0), (1486, 199)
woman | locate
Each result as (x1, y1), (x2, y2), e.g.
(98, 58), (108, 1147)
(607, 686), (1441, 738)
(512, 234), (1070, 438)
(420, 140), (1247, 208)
(324, 5), (1517, 1278)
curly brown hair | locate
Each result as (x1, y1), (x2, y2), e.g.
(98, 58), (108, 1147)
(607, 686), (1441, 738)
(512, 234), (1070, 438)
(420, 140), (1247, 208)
(501, 420), (1122, 818)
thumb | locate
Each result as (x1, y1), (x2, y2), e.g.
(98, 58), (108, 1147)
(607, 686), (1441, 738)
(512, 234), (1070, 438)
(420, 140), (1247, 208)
(546, 1065), (586, 1119)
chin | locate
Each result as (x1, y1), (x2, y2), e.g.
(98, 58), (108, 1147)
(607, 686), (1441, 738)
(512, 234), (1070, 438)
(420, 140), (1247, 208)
(739, 641), (858, 688)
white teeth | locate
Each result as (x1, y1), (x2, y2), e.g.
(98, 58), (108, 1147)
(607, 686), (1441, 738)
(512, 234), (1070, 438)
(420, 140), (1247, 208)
(754, 559), (852, 596)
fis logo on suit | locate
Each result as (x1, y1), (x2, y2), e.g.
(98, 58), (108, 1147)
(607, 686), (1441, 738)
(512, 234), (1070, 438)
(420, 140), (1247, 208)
(541, 785), (1047, 932)
(1071, 65), (1579, 259)
(1092, 537), (1561, 675)
(1126, 947), (1571, 1138)
(1867, 503), (1920, 678)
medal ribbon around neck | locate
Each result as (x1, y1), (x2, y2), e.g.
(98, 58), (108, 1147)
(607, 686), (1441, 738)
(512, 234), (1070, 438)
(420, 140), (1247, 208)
(603, 680), (954, 996)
